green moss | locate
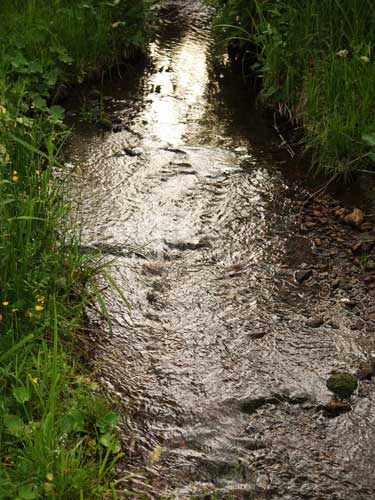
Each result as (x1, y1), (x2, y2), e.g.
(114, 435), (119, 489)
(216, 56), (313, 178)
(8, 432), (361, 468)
(327, 372), (358, 399)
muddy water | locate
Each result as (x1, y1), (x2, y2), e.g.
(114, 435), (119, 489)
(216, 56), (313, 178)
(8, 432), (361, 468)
(67, 1), (375, 498)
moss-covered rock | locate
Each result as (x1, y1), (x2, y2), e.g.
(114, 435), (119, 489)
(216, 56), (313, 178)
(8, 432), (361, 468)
(326, 372), (358, 399)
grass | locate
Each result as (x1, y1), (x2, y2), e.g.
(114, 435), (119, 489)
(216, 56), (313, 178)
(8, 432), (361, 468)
(0, 0), (157, 497)
(208, 0), (375, 176)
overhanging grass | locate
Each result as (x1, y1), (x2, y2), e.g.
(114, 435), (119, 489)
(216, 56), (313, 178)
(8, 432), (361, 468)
(209, 0), (375, 176)
(0, 1), (155, 498)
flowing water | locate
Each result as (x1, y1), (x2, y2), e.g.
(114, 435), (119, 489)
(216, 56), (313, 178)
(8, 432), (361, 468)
(66, 1), (375, 498)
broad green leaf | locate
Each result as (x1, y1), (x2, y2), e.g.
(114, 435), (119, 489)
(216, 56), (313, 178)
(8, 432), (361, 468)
(49, 105), (65, 122)
(96, 412), (120, 434)
(99, 433), (121, 453)
(4, 414), (25, 436)
(362, 133), (375, 147)
(60, 409), (85, 434)
(17, 485), (37, 500)
(13, 386), (31, 404)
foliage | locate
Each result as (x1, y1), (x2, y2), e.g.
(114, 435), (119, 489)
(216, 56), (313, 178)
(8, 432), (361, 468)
(0, 0), (156, 497)
(209, 0), (375, 175)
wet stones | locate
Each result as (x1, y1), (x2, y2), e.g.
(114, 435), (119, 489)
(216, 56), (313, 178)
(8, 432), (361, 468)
(326, 372), (358, 399)
(294, 269), (312, 284)
(323, 399), (351, 416)
(305, 317), (324, 328)
(356, 363), (375, 380)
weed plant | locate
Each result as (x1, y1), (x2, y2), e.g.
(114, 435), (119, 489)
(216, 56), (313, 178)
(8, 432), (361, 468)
(209, 0), (375, 176)
(0, 0), (156, 498)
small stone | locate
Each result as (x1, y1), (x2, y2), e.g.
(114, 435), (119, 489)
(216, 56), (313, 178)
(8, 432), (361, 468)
(305, 317), (324, 328)
(351, 241), (363, 253)
(340, 298), (356, 308)
(335, 208), (347, 217)
(327, 372), (358, 399)
(344, 208), (364, 227)
(357, 365), (375, 380)
(314, 238), (322, 247)
(331, 278), (341, 289)
(323, 399), (351, 416)
(295, 269), (313, 283)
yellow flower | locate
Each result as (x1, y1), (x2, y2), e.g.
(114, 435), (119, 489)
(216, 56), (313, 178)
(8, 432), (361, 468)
(35, 170), (41, 176)
(12, 175), (19, 183)
(37, 296), (46, 304)
(112, 21), (121, 28)
(30, 376), (38, 384)
(11, 308), (19, 313)
(35, 305), (44, 312)
(2, 301), (9, 306)
(0, 314), (3, 321)
(0, 105), (6, 114)
(27, 311), (34, 318)
(46, 473), (54, 482)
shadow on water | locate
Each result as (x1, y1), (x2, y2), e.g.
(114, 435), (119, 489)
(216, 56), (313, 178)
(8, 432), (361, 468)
(65, 1), (375, 498)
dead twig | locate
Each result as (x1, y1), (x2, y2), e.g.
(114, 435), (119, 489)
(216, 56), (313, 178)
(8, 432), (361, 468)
(297, 172), (339, 223)
(273, 112), (296, 158)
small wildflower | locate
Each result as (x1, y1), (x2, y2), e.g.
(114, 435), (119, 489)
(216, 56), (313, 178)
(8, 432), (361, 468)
(37, 296), (46, 304)
(12, 175), (19, 183)
(30, 102), (36, 109)
(46, 473), (54, 482)
(11, 308), (18, 313)
(30, 376), (38, 384)
(336, 49), (349, 58)
(27, 311), (34, 318)
(0, 314), (3, 321)
(112, 21), (121, 28)
(2, 301), (9, 306)
(35, 169), (41, 176)
(35, 305), (44, 312)
(0, 105), (6, 114)
(360, 56), (370, 63)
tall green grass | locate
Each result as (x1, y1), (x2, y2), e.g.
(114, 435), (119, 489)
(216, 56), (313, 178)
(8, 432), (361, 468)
(0, 1), (155, 497)
(209, 0), (375, 176)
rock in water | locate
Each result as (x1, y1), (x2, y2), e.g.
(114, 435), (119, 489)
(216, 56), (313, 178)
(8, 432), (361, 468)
(305, 317), (324, 328)
(323, 399), (351, 416)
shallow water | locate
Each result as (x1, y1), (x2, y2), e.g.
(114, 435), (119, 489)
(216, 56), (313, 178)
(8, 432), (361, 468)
(66, 1), (375, 498)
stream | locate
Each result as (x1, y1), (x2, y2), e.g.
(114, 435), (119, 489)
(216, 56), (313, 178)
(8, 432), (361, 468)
(66, 1), (375, 498)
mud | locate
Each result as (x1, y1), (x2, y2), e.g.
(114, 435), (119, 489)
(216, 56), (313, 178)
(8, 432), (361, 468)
(66, 1), (375, 498)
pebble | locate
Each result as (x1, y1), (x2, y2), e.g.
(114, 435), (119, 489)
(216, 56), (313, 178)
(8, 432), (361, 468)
(305, 317), (324, 328)
(294, 269), (313, 283)
(344, 208), (364, 227)
(323, 399), (351, 416)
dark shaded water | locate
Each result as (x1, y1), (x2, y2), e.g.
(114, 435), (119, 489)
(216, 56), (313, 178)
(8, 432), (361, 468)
(66, 1), (375, 498)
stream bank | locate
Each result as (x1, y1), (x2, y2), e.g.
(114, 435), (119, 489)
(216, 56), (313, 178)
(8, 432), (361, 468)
(66, 1), (375, 498)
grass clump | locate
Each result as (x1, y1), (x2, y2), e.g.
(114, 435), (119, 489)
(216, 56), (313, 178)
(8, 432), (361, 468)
(209, 0), (375, 176)
(0, 1), (156, 497)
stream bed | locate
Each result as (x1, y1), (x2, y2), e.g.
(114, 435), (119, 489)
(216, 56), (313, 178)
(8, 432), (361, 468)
(66, 1), (375, 498)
